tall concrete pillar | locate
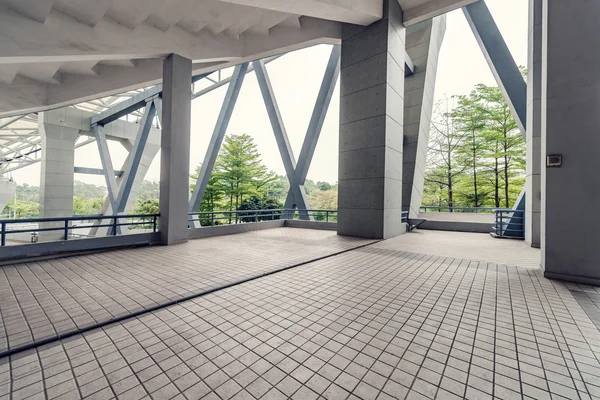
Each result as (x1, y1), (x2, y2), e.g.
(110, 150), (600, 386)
(337, 0), (406, 239)
(38, 114), (78, 241)
(402, 16), (446, 219)
(541, 0), (600, 282)
(525, 0), (542, 248)
(159, 54), (191, 245)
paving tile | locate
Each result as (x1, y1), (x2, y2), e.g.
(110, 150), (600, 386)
(2, 229), (599, 400)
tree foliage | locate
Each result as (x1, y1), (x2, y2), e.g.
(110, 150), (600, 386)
(191, 134), (281, 222)
(423, 84), (526, 210)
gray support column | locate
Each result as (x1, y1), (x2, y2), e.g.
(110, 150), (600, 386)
(402, 16), (446, 219)
(38, 114), (79, 241)
(253, 60), (311, 220)
(283, 46), (341, 214)
(525, 0), (542, 248)
(159, 54), (192, 245)
(541, 1), (600, 281)
(189, 63), (248, 215)
(337, 0), (406, 239)
(463, 1), (527, 138)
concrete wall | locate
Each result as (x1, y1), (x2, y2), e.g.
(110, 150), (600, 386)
(285, 220), (337, 231)
(188, 220), (285, 239)
(525, 0), (542, 248)
(337, 0), (406, 239)
(419, 212), (494, 223)
(0, 233), (158, 264)
(541, 0), (600, 281)
(418, 212), (492, 233)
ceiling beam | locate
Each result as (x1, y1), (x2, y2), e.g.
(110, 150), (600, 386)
(400, 0), (478, 26)
(218, 0), (382, 25)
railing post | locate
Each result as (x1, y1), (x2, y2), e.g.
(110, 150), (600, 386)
(326, 211), (329, 222)
(1, 222), (5, 247)
(153, 215), (157, 232)
(113, 217), (118, 236)
(64, 220), (69, 240)
(211, 212), (214, 226)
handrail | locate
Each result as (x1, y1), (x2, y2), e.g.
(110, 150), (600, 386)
(0, 213), (159, 224)
(0, 213), (159, 246)
(189, 209), (338, 225)
(420, 206), (497, 213)
(492, 208), (524, 239)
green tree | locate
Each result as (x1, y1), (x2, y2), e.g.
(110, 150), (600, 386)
(135, 180), (160, 202)
(317, 181), (332, 191)
(265, 175), (290, 203)
(452, 91), (487, 207)
(237, 196), (283, 222)
(476, 84), (525, 208)
(190, 134), (277, 224)
(425, 100), (467, 210)
(73, 197), (104, 215)
(214, 134), (276, 211)
(133, 198), (159, 228)
(190, 165), (225, 213)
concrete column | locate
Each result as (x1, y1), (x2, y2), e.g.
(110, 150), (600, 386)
(337, 0), (406, 239)
(525, 0), (542, 248)
(541, 0), (600, 282)
(38, 114), (78, 241)
(402, 16), (446, 219)
(159, 54), (191, 245)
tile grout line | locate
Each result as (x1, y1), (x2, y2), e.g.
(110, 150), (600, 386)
(0, 239), (381, 360)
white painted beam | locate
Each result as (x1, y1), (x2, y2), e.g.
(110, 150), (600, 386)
(399, 0), (478, 26)
(0, 65), (18, 84)
(218, 0), (382, 25)
(0, 0), (54, 23)
(53, 0), (112, 27)
(0, 17), (340, 117)
(106, 0), (164, 30)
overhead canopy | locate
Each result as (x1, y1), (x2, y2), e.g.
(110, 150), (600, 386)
(0, 0), (476, 117)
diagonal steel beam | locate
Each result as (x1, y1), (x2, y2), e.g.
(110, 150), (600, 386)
(114, 99), (156, 214)
(93, 124), (119, 212)
(188, 63), (249, 214)
(463, 0), (526, 138)
(91, 72), (211, 127)
(284, 45), (341, 211)
(253, 59), (312, 220)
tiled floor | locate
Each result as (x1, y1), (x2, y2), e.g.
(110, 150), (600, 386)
(382, 230), (541, 269)
(0, 228), (374, 354)
(2, 229), (600, 400)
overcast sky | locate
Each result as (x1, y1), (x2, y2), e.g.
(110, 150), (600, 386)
(11, 0), (527, 187)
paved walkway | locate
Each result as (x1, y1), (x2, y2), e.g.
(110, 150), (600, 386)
(0, 228), (373, 354)
(385, 230), (541, 269)
(2, 228), (600, 400)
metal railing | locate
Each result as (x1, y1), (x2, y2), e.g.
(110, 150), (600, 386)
(492, 209), (524, 239)
(188, 209), (338, 226)
(420, 206), (497, 213)
(0, 213), (159, 246)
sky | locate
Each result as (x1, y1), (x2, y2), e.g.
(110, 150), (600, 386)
(10, 0), (527, 187)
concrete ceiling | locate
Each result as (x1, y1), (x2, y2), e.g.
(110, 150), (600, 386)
(0, 0), (476, 117)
